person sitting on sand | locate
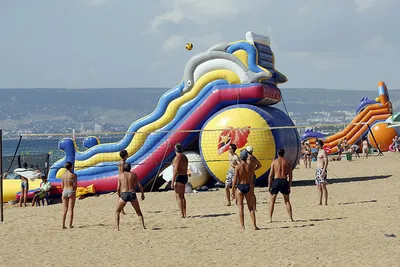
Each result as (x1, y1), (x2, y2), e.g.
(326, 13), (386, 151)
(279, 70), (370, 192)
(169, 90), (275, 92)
(171, 143), (189, 218)
(232, 150), (259, 230)
(61, 161), (77, 229)
(315, 140), (328, 206)
(225, 144), (239, 206)
(115, 163), (145, 231)
(19, 163), (29, 207)
(246, 146), (262, 212)
(268, 148), (294, 222)
(31, 174), (51, 207)
(118, 149), (129, 215)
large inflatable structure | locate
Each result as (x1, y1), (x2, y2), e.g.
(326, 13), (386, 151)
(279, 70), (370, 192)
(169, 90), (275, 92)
(3, 31), (301, 202)
(302, 81), (398, 153)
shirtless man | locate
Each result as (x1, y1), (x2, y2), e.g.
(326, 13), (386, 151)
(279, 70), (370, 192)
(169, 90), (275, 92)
(232, 150), (259, 230)
(115, 163), (145, 231)
(61, 162), (77, 229)
(268, 148), (294, 222)
(19, 163), (30, 207)
(225, 144), (239, 206)
(171, 143), (189, 218)
(315, 140), (328, 206)
(246, 146), (262, 211)
(118, 149), (129, 215)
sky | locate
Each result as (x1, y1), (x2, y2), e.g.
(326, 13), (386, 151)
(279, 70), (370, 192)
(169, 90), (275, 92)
(0, 0), (399, 90)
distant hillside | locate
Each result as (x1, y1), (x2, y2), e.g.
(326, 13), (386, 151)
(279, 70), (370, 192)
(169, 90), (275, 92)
(0, 87), (399, 137)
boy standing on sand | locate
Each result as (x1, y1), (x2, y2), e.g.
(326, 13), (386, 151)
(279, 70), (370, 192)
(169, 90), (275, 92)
(171, 143), (189, 218)
(246, 146), (262, 212)
(118, 150), (129, 215)
(268, 148), (294, 222)
(315, 140), (329, 205)
(232, 150), (259, 230)
(115, 163), (145, 231)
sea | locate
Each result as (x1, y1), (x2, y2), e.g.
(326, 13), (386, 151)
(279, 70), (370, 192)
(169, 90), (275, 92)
(1, 136), (122, 171)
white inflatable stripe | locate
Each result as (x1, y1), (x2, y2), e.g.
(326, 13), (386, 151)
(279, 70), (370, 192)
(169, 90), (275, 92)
(245, 31), (271, 46)
(193, 59), (249, 83)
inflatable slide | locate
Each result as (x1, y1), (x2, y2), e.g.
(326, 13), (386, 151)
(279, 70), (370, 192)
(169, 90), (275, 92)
(3, 31), (301, 201)
(302, 81), (398, 153)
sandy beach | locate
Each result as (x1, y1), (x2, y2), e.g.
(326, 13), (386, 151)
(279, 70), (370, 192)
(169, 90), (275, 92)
(1, 153), (399, 267)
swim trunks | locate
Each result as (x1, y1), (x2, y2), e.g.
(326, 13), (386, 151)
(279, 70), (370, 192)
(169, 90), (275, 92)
(62, 189), (76, 198)
(237, 184), (250, 195)
(21, 182), (28, 189)
(176, 174), (188, 185)
(315, 168), (327, 185)
(120, 192), (137, 202)
(270, 178), (290, 195)
(225, 169), (234, 187)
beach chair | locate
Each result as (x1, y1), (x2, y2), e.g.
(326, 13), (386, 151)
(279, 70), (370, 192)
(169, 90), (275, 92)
(35, 192), (51, 206)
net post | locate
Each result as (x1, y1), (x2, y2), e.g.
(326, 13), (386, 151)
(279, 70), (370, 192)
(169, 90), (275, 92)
(0, 129), (3, 222)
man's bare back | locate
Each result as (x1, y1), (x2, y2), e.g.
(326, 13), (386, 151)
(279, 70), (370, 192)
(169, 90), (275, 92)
(268, 148), (294, 222)
(270, 157), (291, 179)
(235, 162), (252, 185)
(173, 153), (188, 175)
(118, 172), (139, 193)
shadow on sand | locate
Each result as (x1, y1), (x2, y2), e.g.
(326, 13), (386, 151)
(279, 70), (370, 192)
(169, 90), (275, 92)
(188, 213), (234, 219)
(292, 175), (392, 187)
(338, 200), (378, 205)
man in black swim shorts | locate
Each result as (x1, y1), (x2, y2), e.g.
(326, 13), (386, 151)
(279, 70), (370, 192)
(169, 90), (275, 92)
(172, 143), (189, 218)
(115, 163), (145, 231)
(268, 148), (294, 222)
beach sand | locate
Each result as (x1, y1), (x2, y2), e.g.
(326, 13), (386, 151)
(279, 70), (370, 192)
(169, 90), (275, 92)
(1, 153), (399, 267)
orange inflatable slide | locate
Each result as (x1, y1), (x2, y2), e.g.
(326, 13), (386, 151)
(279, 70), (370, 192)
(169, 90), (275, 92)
(301, 81), (398, 154)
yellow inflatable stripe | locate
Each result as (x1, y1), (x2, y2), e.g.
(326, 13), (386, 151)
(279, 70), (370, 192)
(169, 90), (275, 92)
(60, 70), (241, 175)
(233, 50), (249, 68)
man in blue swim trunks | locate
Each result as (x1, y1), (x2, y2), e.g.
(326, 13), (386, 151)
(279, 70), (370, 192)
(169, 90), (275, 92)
(268, 148), (294, 223)
(115, 163), (145, 231)
(232, 150), (259, 230)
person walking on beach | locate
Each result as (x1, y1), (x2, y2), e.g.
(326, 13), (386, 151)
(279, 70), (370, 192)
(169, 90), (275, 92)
(118, 149), (129, 215)
(115, 163), (145, 231)
(246, 146), (262, 211)
(315, 140), (329, 205)
(302, 141), (312, 168)
(362, 138), (369, 159)
(232, 150), (259, 230)
(19, 163), (29, 207)
(268, 148), (294, 222)
(61, 161), (77, 229)
(225, 144), (239, 206)
(171, 143), (189, 218)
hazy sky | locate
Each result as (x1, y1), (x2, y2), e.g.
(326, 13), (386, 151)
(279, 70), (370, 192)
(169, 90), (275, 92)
(1, 0), (399, 90)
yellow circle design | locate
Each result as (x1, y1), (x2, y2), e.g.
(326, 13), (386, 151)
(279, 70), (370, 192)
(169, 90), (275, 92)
(200, 108), (276, 182)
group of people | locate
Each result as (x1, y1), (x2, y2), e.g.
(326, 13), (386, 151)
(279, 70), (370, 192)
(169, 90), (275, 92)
(16, 139), (332, 230)
(15, 163), (51, 208)
(225, 144), (297, 230)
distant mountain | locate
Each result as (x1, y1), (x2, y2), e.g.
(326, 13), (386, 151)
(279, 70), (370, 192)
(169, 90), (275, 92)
(0, 87), (399, 138)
